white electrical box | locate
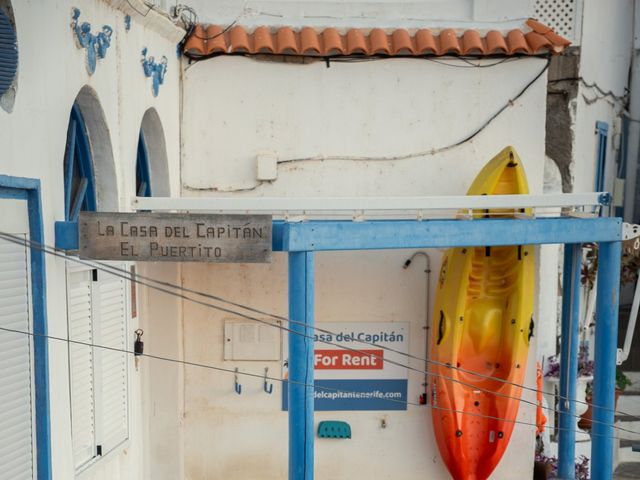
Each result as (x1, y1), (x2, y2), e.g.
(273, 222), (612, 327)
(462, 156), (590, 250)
(256, 154), (278, 181)
(224, 319), (281, 361)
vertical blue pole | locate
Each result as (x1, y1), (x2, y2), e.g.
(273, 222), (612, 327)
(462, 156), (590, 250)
(558, 243), (581, 479)
(591, 241), (621, 479)
(288, 252), (314, 480)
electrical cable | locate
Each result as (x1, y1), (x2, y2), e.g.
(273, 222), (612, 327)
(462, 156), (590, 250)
(1, 231), (639, 432)
(179, 57), (547, 188)
(188, 3), (248, 41)
(275, 59), (550, 164)
(126, 0), (154, 17)
(0, 229), (627, 423)
(0, 229), (631, 426)
(0, 324), (635, 442)
(548, 76), (628, 105)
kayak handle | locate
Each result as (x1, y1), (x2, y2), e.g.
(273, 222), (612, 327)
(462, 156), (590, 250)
(437, 310), (445, 345)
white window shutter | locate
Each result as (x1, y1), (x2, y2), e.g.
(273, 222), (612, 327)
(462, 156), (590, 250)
(0, 236), (35, 480)
(95, 267), (129, 454)
(66, 265), (96, 469)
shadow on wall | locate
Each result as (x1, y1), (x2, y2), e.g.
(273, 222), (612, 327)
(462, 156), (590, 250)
(73, 85), (118, 210)
(140, 108), (170, 197)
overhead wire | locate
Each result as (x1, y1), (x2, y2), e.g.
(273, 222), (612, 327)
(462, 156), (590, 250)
(0, 324), (635, 442)
(548, 76), (628, 105)
(275, 58), (550, 164)
(0, 229), (634, 429)
(1, 231), (639, 434)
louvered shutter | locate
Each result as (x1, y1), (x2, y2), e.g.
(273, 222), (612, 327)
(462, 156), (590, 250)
(95, 266), (128, 454)
(0, 236), (35, 480)
(0, 10), (18, 97)
(66, 264), (96, 469)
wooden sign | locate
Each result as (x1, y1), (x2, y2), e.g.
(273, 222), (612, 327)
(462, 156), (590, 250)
(79, 212), (272, 263)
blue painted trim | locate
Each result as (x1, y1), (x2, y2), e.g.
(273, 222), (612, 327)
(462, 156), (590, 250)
(272, 221), (285, 251)
(288, 252), (315, 480)
(69, 177), (88, 222)
(136, 130), (152, 197)
(54, 221), (79, 251)
(70, 8), (112, 75)
(558, 243), (582, 479)
(0, 174), (52, 480)
(0, 9), (18, 97)
(595, 121), (609, 192)
(596, 121), (609, 135)
(275, 217), (622, 252)
(591, 241), (621, 479)
(0, 185), (28, 200)
(141, 48), (167, 97)
(63, 105), (96, 222)
(63, 119), (77, 218)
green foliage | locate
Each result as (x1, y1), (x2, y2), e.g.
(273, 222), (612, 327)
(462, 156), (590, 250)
(616, 367), (632, 391)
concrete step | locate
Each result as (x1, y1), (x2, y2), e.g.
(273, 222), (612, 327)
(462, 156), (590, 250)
(616, 420), (640, 440)
(613, 462), (640, 479)
(625, 372), (640, 389)
(618, 390), (640, 419)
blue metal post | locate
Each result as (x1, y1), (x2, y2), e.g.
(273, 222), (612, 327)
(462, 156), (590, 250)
(591, 241), (621, 479)
(288, 252), (315, 480)
(558, 243), (582, 479)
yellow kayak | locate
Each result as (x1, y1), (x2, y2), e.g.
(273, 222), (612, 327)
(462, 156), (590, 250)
(430, 146), (535, 480)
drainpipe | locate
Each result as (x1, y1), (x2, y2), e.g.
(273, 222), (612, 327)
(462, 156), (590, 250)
(403, 251), (431, 403)
(624, 0), (640, 222)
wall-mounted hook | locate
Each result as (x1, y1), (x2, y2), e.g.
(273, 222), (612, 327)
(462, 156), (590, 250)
(264, 367), (273, 394)
(234, 368), (242, 395)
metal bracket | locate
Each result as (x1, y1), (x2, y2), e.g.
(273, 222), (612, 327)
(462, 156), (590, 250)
(617, 348), (624, 366)
(622, 222), (640, 241)
(234, 367), (242, 395)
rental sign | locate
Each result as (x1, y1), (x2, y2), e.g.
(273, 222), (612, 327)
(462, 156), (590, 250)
(282, 322), (409, 411)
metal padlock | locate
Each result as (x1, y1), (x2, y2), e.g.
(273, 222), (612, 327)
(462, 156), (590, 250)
(134, 329), (144, 356)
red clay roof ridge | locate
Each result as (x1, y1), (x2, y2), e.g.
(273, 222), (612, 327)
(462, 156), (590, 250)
(183, 19), (571, 58)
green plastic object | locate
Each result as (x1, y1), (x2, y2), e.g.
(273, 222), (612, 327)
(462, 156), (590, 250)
(317, 421), (351, 439)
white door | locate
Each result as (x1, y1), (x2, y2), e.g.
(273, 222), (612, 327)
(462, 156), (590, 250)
(0, 199), (36, 480)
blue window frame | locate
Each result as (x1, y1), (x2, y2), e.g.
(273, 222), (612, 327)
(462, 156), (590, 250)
(63, 104), (97, 221)
(0, 175), (52, 480)
(136, 130), (152, 197)
(595, 121), (609, 192)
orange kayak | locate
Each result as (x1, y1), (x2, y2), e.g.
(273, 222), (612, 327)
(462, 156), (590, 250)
(430, 146), (535, 480)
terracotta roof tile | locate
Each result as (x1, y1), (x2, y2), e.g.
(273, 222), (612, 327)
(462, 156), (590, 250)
(391, 29), (414, 55)
(462, 30), (484, 55)
(485, 30), (508, 54)
(415, 29), (437, 55)
(183, 19), (570, 59)
(300, 27), (321, 54)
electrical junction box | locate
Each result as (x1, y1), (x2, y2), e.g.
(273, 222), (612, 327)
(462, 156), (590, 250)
(256, 154), (278, 181)
(224, 319), (281, 361)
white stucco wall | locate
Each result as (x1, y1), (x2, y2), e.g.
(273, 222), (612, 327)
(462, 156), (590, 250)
(180, 54), (548, 479)
(185, 0), (533, 29)
(0, 1), (182, 478)
(571, 0), (633, 195)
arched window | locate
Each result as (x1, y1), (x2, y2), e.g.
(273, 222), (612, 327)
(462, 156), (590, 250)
(60, 92), (129, 472)
(136, 130), (152, 197)
(63, 104), (97, 221)
(137, 108), (170, 197)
